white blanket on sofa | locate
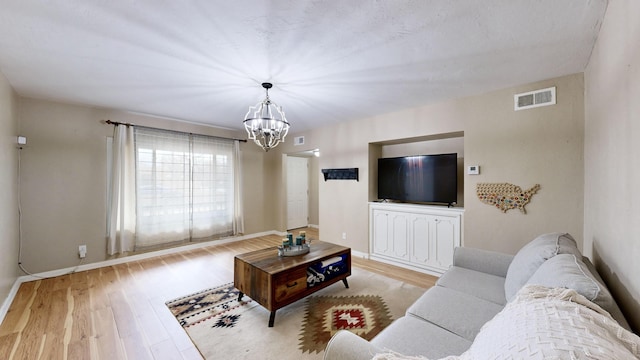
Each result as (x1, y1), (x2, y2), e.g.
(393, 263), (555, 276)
(374, 285), (640, 360)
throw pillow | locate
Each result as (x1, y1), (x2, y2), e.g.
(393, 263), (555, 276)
(504, 233), (581, 301)
(526, 253), (616, 316)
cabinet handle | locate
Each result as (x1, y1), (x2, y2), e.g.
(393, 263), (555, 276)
(286, 281), (298, 288)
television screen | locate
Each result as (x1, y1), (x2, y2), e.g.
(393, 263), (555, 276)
(377, 153), (457, 205)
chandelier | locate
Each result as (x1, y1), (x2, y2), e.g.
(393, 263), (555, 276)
(243, 82), (290, 151)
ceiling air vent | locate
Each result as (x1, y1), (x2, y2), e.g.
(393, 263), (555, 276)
(294, 136), (305, 146)
(514, 86), (556, 111)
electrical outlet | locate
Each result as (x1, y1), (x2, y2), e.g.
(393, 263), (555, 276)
(79, 245), (87, 258)
(342, 232), (347, 240)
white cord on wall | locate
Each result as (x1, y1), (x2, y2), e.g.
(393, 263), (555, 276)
(17, 145), (84, 278)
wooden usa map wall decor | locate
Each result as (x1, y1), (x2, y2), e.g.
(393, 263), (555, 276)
(476, 183), (540, 214)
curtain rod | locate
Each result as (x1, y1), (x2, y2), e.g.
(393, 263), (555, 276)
(104, 119), (248, 142)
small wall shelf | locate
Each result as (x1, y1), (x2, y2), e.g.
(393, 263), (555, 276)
(321, 168), (359, 181)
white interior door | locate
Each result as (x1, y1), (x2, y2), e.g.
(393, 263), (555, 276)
(287, 156), (309, 230)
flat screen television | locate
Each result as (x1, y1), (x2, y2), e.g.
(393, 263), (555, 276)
(377, 153), (457, 205)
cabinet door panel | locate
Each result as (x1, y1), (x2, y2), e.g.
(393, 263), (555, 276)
(372, 210), (390, 255)
(390, 212), (410, 259)
(410, 215), (431, 264)
(434, 217), (456, 269)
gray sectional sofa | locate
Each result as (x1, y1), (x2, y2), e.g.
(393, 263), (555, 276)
(324, 233), (633, 360)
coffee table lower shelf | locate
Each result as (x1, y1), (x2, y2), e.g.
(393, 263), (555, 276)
(233, 241), (351, 327)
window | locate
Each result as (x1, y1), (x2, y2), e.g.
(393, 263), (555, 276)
(134, 128), (235, 248)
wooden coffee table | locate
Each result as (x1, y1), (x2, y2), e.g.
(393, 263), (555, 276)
(234, 241), (351, 327)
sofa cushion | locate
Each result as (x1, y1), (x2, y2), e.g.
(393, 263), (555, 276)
(406, 286), (503, 341)
(436, 266), (507, 305)
(371, 316), (472, 359)
(504, 232), (581, 301)
(526, 254), (618, 319)
(452, 247), (514, 277)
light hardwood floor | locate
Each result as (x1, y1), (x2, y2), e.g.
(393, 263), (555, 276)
(0, 228), (437, 359)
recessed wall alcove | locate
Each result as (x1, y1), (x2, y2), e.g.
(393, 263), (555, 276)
(368, 131), (465, 207)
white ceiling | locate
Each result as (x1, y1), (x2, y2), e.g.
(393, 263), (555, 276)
(0, 1), (607, 133)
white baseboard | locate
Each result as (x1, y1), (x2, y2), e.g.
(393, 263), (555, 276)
(0, 229), (283, 325)
(350, 249), (370, 259)
(0, 277), (24, 326)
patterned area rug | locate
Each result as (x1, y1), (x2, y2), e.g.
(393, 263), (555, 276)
(165, 268), (425, 360)
(166, 282), (256, 329)
(299, 295), (393, 353)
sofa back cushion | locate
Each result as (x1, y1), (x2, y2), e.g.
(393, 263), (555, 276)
(527, 254), (608, 305)
(504, 233), (581, 301)
(526, 253), (632, 329)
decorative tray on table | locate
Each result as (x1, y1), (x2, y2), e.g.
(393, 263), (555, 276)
(277, 236), (312, 257)
(277, 243), (310, 257)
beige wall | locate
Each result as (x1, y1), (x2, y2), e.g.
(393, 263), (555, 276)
(0, 72), (19, 303)
(278, 74), (585, 256)
(17, 98), (271, 273)
(308, 155), (319, 226)
(241, 141), (277, 235)
(464, 74), (585, 253)
(380, 137), (464, 159)
(584, 0), (640, 332)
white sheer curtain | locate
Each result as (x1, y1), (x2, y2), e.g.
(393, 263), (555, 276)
(233, 140), (244, 234)
(135, 128), (191, 247)
(134, 128), (239, 248)
(190, 134), (235, 239)
(107, 125), (241, 252)
(106, 125), (136, 255)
